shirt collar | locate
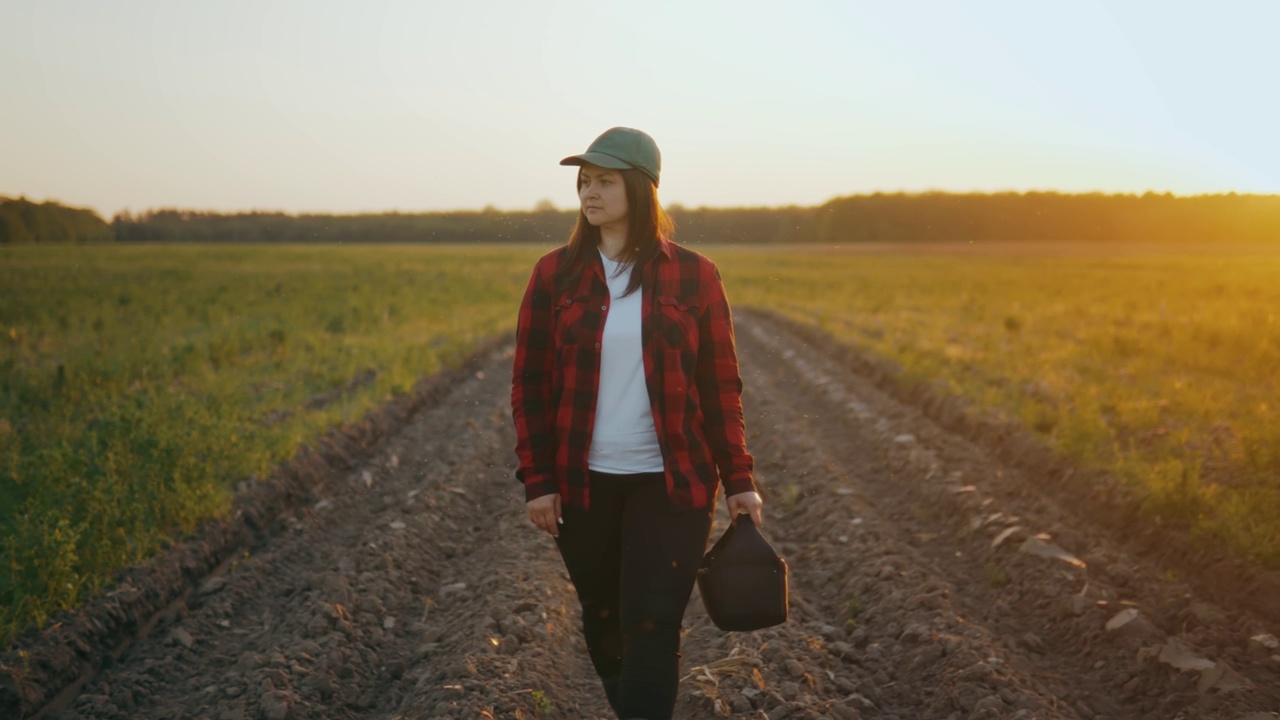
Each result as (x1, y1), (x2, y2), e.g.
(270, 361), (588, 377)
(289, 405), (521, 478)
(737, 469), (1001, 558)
(584, 239), (673, 285)
(594, 239), (675, 268)
(655, 238), (675, 261)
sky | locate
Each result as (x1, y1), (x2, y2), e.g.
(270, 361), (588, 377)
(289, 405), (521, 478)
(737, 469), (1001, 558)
(2, 0), (1278, 219)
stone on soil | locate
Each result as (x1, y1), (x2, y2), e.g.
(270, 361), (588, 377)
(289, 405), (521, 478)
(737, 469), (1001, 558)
(1018, 534), (1086, 568)
(258, 689), (294, 720)
(1157, 638), (1214, 671)
(168, 627), (195, 649)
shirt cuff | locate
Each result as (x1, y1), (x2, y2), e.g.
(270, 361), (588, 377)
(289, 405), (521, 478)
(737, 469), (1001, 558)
(723, 475), (757, 498)
(523, 475), (559, 503)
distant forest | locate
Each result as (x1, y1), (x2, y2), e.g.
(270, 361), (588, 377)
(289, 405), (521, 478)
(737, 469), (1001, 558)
(5, 192), (1279, 245)
(0, 196), (114, 244)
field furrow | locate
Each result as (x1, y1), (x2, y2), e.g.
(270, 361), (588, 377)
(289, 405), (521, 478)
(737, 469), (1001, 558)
(16, 312), (1280, 720)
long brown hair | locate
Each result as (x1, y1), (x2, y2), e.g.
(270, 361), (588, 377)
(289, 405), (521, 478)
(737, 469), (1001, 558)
(556, 167), (675, 297)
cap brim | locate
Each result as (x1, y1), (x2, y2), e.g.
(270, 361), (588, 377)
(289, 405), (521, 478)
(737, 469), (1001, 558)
(559, 151), (633, 170)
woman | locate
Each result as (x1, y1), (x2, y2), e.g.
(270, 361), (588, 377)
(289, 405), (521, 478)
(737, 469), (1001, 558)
(511, 126), (762, 719)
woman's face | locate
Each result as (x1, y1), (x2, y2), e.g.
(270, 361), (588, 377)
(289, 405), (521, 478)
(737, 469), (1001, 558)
(578, 164), (629, 230)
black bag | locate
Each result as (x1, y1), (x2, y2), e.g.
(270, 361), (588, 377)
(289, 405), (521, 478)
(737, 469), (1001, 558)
(697, 514), (789, 631)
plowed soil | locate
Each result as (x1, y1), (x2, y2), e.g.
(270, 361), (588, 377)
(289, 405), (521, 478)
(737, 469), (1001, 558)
(6, 310), (1280, 720)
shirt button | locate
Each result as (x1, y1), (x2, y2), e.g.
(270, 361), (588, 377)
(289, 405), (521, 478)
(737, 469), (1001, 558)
(595, 343), (601, 349)
(566, 298), (572, 305)
(601, 305), (607, 311)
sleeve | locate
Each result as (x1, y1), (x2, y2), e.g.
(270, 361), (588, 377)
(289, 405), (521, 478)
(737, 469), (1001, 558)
(511, 259), (559, 502)
(694, 261), (757, 497)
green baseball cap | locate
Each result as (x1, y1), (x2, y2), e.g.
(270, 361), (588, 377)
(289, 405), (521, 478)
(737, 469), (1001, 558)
(560, 127), (662, 186)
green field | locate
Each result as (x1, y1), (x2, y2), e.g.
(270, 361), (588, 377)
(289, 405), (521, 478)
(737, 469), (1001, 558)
(3, 242), (1278, 646)
(0, 244), (543, 643)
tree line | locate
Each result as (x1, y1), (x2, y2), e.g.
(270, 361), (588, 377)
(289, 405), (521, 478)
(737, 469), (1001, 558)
(5, 192), (1279, 245)
(816, 191), (1280, 244)
(0, 196), (114, 244)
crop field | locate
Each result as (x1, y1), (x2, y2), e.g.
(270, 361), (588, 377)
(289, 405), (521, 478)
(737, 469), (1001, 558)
(2, 241), (1278, 649)
(0, 243), (544, 643)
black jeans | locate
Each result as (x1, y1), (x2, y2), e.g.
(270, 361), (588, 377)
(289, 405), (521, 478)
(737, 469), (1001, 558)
(555, 470), (714, 720)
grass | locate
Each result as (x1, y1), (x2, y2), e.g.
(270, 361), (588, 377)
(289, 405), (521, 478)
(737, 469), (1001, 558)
(984, 562), (1010, 589)
(529, 689), (554, 715)
(843, 596), (865, 631)
(716, 244), (1280, 567)
(0, 243), (543, 645)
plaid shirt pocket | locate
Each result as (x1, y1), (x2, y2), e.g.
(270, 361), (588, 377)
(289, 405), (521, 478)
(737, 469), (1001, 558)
(656, 294), (701, 348)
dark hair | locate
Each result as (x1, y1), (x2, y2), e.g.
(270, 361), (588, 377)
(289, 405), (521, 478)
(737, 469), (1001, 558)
(556, 167), (675, 297)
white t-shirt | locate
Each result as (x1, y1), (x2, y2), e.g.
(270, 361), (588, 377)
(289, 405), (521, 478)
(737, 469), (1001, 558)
(588, 250), (665, 473)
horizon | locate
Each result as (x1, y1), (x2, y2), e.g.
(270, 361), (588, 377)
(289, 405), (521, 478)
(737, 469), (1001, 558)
(11, 187), (1280, 223)
(3, 1), (1278, 219)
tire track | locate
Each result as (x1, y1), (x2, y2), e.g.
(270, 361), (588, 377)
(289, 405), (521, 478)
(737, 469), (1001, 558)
(705, 309), (1280, 719)
(53, 346), (610, 720)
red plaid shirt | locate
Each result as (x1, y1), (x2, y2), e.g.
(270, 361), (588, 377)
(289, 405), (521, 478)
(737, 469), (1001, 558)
(511, 240), (755, 510)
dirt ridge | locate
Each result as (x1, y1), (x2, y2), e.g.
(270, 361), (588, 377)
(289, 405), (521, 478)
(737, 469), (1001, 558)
(0, 337), (506, 720)
(750, 307), (1280, 625)
(728, 309), (1280, 718)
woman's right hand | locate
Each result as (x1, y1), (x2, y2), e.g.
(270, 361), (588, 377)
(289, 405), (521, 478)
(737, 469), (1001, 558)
(527, 494), (562, 537)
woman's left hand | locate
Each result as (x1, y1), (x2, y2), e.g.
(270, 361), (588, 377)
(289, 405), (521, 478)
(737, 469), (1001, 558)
(727, 491), (763, 527)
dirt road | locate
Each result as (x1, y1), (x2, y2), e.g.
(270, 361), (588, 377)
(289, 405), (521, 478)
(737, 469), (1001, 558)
(15, 310), (1280, 719)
